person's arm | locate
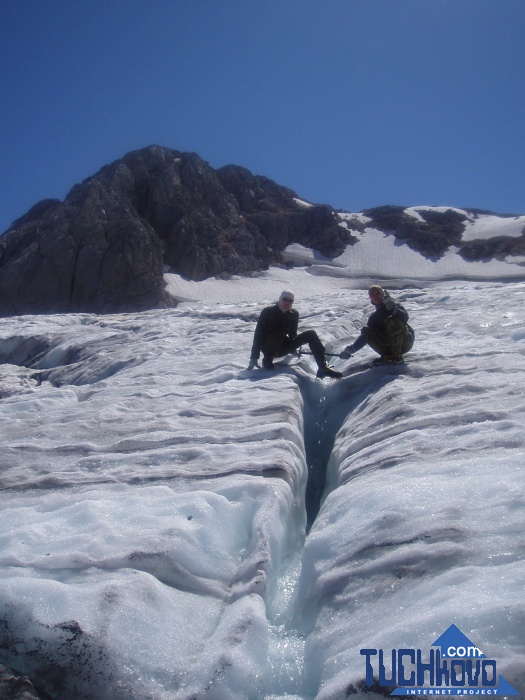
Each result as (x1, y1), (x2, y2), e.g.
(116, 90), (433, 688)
(391, 303), (409, 323)
(383, 291), (409, 323)
(288, 310), (299, 340)
(340, 329), (367, 358)
(249, 307), (270, 364)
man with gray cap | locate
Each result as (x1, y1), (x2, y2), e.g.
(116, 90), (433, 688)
(340, 286), (414, 364)
(248, 290), (342, 379)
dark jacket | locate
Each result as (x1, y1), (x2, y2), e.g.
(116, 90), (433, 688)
(353, 301), (410, 351)
(250, 304), (299, 360)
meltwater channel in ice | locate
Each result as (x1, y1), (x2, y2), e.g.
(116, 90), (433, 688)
(0, 277), (524, 699)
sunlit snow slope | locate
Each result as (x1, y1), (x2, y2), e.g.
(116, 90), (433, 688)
(0, 215), (524, 699)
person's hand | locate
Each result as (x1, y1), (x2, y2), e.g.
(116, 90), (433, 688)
(247, 359), (259, 370)
(382, 290), (395, 311)
(339, 346), (354, 359)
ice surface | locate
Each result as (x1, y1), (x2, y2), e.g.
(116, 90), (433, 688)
(0, 235), (524, 698)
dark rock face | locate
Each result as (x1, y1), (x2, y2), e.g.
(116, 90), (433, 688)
(0, 663), (46, 699)
(217, 165), (348, 258)
(459, 232), (525, 262)
(1, 148), (523, 317)
(0, 146), (349, 316)
(0, 156), (169, 316)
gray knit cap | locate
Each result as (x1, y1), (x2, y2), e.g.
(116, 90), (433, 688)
(368, 285), (385, 296)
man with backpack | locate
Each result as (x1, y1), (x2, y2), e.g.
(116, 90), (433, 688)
(340, 286), (414, 364)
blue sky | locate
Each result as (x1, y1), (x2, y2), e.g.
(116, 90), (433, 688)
(1, 0), (524, 234)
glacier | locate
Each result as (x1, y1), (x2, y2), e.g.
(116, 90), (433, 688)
(0, 214), (524, 699)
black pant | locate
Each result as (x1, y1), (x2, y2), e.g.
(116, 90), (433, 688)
(266, 330), (326, 367)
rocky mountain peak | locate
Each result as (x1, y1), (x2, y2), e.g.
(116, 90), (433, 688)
(0, 145), (349, 316)
(1, 146), (523, 318)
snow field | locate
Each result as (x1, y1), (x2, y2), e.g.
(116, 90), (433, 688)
(0, 277), (524, 698)
(296, 283), (525, 698)
(0, 308), (308, 698)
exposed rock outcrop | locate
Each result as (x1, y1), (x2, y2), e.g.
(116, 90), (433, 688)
(1, 147), (523, 317)
(0, 663), (46, 699)
(0, 154), (169, 316)
(217, 165), (349, 258)
(0, 146), (349, 316)
(459, 233), (525, 262)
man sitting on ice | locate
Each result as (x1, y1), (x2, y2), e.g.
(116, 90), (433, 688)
(248, 290), (342, 379)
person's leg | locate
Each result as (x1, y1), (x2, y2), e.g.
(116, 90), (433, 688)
(283, 330), (342, 379)
(384, 317), (413, 356)
(261, 336), (285, 369)
(282, 330), (326, 367)
(362, 326), (390, 356)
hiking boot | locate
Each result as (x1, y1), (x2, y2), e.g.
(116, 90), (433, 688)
(372, 355), (404, 366)
(383, 354), (404, 364)
(262, 358), (274, 370)
(316, 365), (342, 380)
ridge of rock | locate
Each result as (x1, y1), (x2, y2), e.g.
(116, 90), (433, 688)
(1, 146), (523, 317)
(0, 145), (348, 316)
